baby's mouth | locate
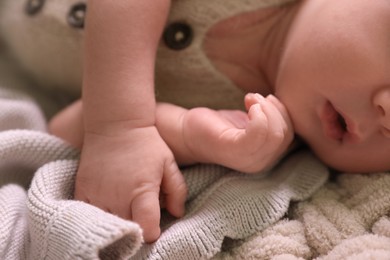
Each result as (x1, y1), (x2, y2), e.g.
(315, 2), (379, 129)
(321, 101), (348, 142)
(337, 112), (347, 132)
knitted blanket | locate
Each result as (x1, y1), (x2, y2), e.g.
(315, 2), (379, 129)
(214, 172), (390, 260)
(0, 53), (388, 260)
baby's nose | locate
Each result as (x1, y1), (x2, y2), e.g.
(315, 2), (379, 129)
(373, 87), (390, 131)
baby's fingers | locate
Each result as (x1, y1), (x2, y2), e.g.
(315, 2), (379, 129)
(260, 96), (294, 149)
(245, 93), (292, 134)
(131, 191), (161, 243)
(266, 95), (293, 132)
(246, 103), (268, 140)
(161, 160), (187, 218)
(244, 93), (265, 111)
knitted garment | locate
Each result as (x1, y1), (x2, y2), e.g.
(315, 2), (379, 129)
(0, 0), (297, 109)
(0, 53), (328, 259)
(155, 0), (298, 109)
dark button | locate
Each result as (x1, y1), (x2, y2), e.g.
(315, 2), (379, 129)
(68, 3), (87, 29)
(25, 0), (45, 15)
(163, 22), (193, 51)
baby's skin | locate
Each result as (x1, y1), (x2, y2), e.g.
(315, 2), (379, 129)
(49, 93), (293, 241)
(156, 93), (293, 173)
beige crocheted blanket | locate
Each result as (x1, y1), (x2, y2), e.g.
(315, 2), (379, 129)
(214, 172), (390, 259)
(0, 53), (390, 260)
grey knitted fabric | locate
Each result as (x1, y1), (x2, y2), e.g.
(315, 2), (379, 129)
(0, 55), (143, 259)
(136, 152), (328, 259)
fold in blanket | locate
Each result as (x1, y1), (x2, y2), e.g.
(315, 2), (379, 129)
(0, 132), (328, 260)
(136, 152), (328, 259)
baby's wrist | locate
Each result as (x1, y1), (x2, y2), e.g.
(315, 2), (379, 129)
(84, 118), (157, 137)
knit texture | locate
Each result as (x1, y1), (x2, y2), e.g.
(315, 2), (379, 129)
(156, 0), (297, 109)
(214, 172), (390, 260)
(0, 54), (144, 259)
(135, 153), (327, 259)
(0, 0), (297, 109)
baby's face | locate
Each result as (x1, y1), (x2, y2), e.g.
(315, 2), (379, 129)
(275, 0), (390, 172)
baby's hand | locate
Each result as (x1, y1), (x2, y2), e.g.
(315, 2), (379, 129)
(182, 93), (293, 173)
(239, 93), (294, 172)
(75, 126), (187, 243)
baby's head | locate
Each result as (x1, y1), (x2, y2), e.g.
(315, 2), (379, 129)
(275, 0), (390, 172)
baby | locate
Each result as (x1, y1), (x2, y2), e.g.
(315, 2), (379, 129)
(47, 0), (390, 243)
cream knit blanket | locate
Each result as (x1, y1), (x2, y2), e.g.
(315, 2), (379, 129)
(215, 172), (390, 260)
(1, 52), (389, 259)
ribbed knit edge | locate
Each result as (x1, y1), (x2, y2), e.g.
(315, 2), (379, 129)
(277, 151), (330, 200)
(46, 202), (143, 260)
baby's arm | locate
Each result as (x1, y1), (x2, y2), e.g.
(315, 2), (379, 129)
(76, 0), (187, 243)
(156, 93), (294, 173)
(52, 94), (293, 179)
